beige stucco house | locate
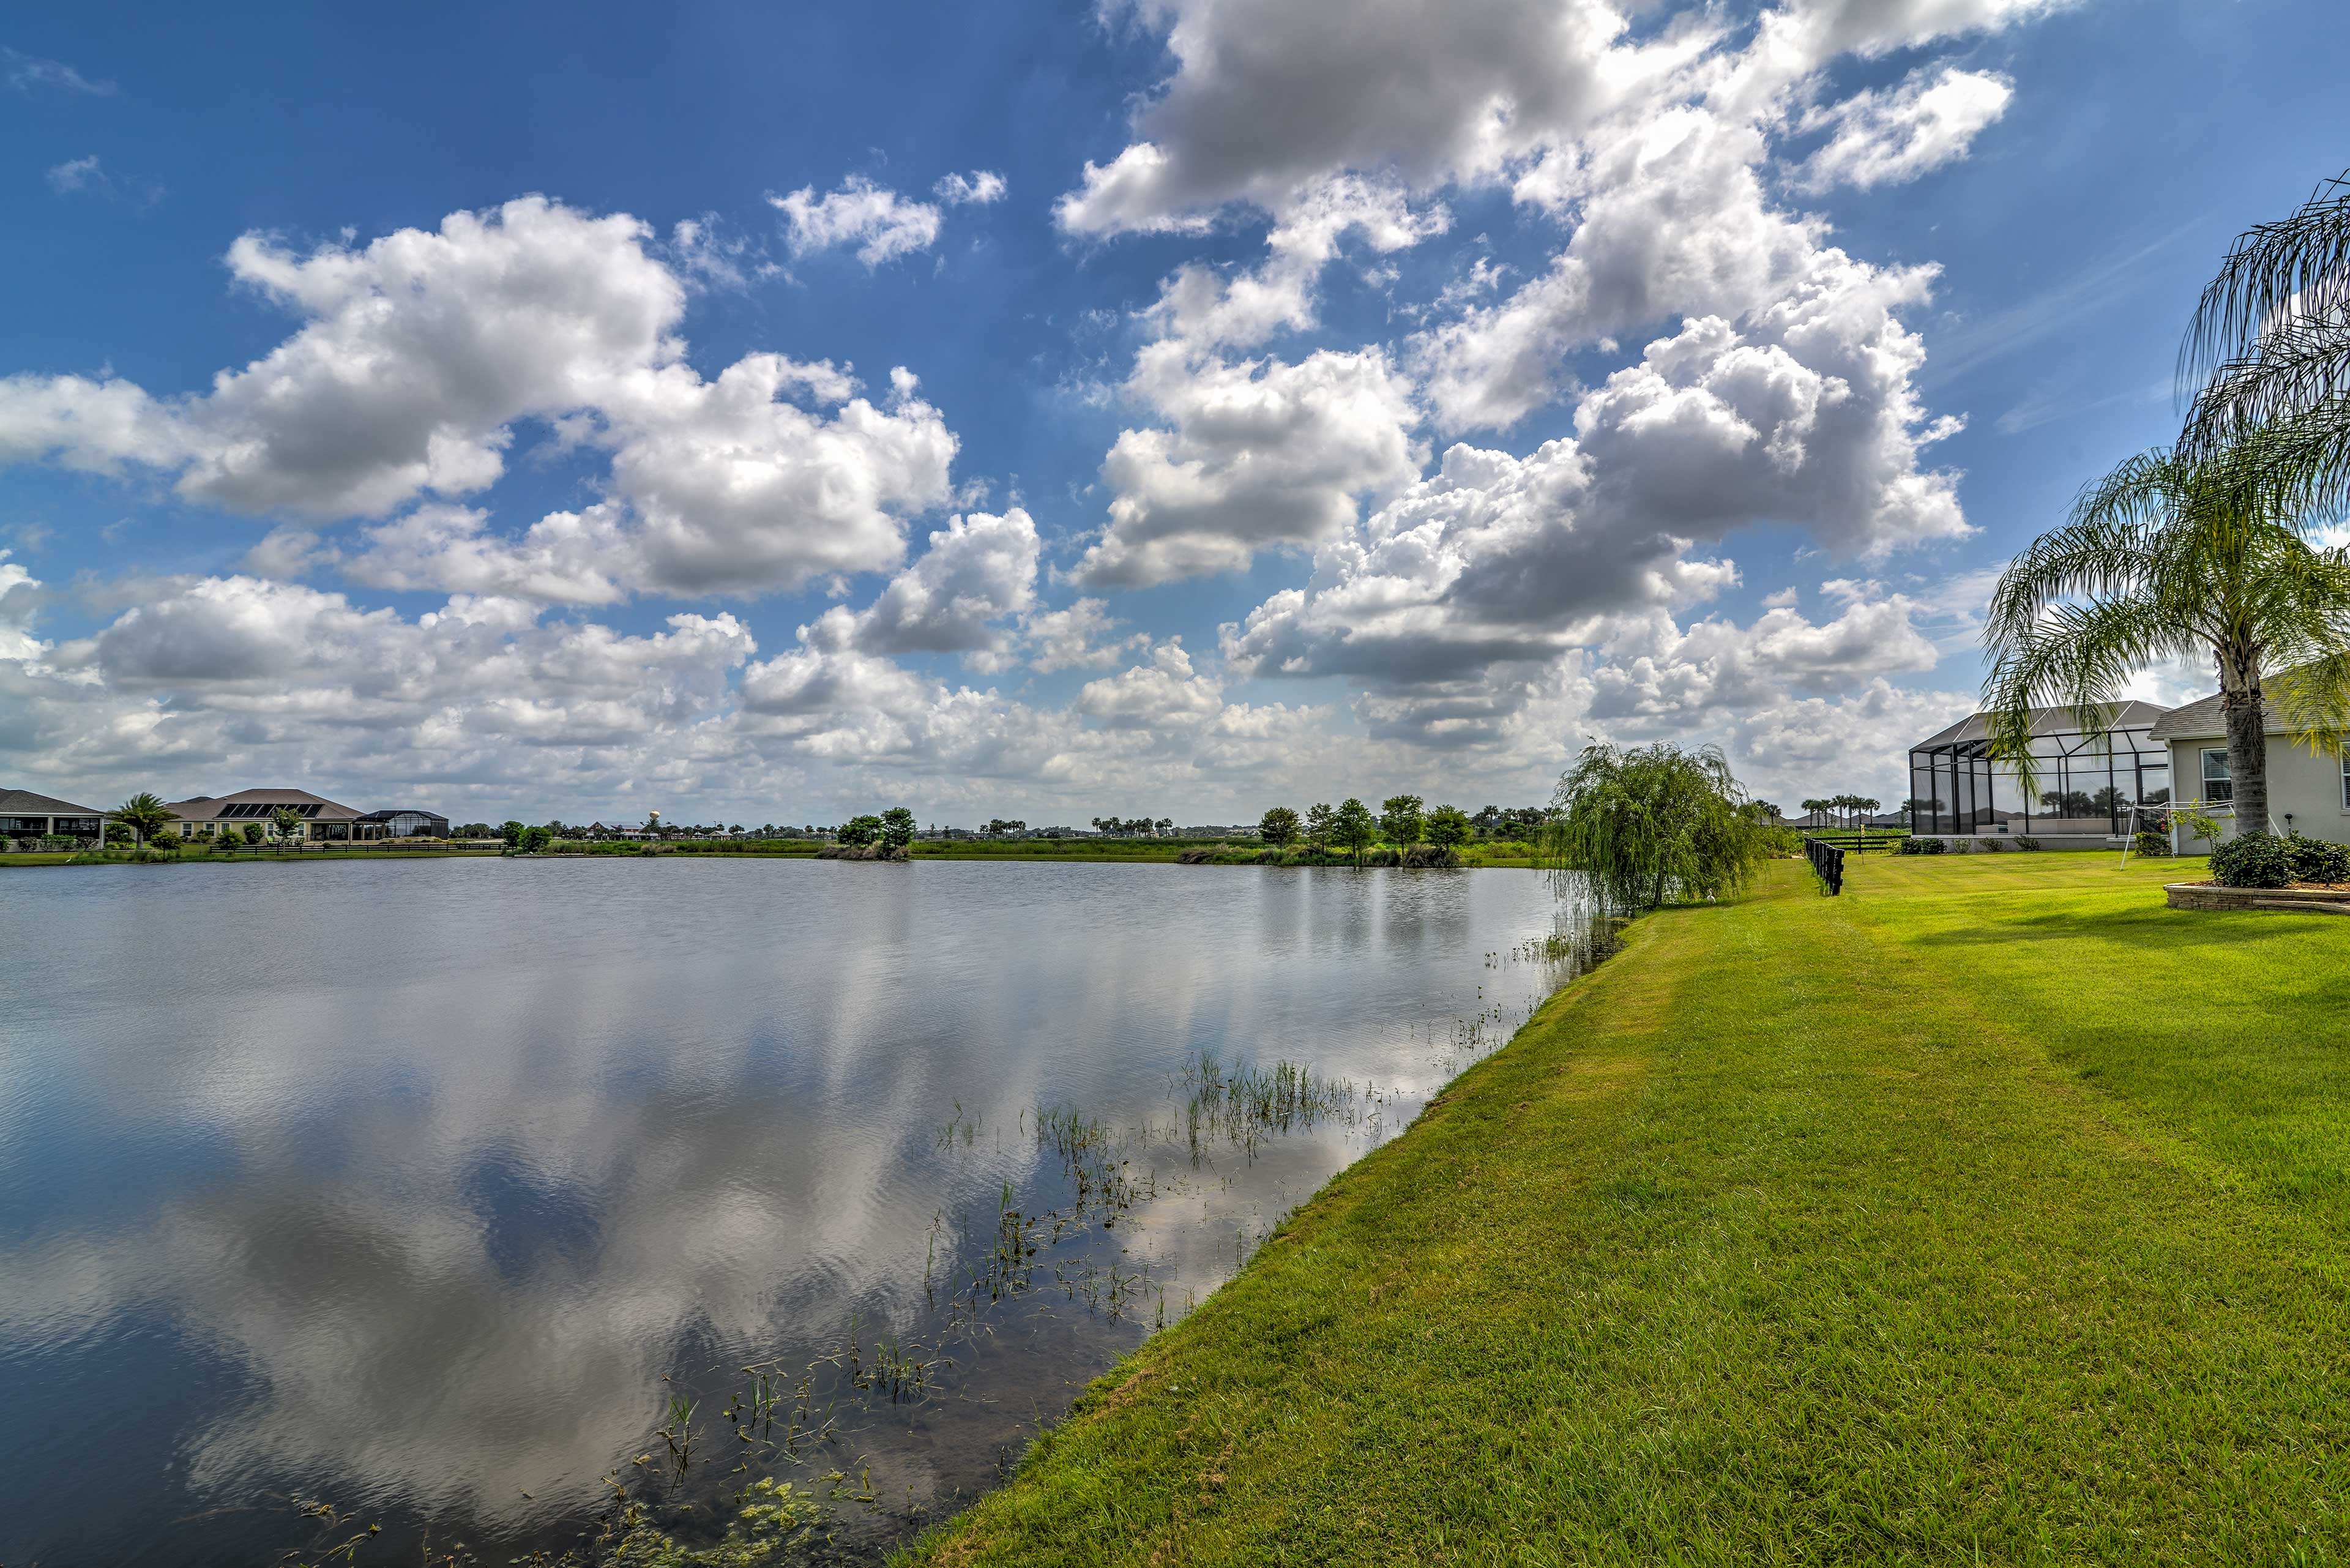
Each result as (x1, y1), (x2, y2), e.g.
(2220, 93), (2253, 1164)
(163, 787), (377, 842)
(2148, 692), (2350, 850)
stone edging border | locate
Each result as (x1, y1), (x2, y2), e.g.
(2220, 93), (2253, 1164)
(2166, 881), (2350, 916)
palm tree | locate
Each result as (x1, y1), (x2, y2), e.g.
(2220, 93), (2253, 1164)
(110, 792), (176, 846)
(1982, 430), (2350, 833)
(1799, 797), (1827, 829)
(2182, 172), (2350, 499)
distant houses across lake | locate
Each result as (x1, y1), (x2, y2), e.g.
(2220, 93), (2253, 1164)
(0, 788), (105, 842)
(163, 790), (450, 843)
(1, 785), (452, 848)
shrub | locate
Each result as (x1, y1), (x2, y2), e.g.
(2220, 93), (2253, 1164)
(2285, 832), (2350, 886)
(1898, 835), (1947, 855)
(1978, 837), (2005, 852)
(1401, 843), (1461, 868)
(2209, 831), (2296, 889)
(2132, 830), (2169, 857)
(2015, 835), (2043, 851)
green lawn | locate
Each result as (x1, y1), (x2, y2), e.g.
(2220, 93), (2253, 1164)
(901, 851), (2350, 1566)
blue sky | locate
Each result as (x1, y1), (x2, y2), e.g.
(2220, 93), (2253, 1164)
(3, 0), (2346, 825)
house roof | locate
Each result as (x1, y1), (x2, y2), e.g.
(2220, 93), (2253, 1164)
(1912, 700), (2171, 750)
(2143, 688), (2318, 742)
(0, 787), (103, 816)
(163, 788), (364, 823)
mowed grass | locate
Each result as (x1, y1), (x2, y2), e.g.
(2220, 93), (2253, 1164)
(901, 851), (2350, 1566)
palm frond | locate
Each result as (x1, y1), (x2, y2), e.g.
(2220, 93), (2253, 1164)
(1981, 597), (2179, 794)
(2270, 652), (2350, 758)
(2223, 394), (2350, 524)
(2183, 171), (2350, 399)
(2184, 307), (2350, 449)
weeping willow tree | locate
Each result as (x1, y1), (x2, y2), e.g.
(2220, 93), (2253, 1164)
(1540, 743), (1774, 917)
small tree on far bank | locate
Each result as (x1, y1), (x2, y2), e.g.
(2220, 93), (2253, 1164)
(1378, 794), (1424, 851)
(1259, 806), (1301, 848)
(879, 807), (917, 855)
(1542, 742), (1773, 916)
(1425, 804), (1472, 850)
(839, 814), (882, 846)
(272, 807), (305, 845)
(1332, 797), (1377, 866)
(1304, 802), (1334, 853)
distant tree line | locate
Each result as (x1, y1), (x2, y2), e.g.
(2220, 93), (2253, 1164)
(1797, 794), (1883, 829)
(1091, 815), (1175, 837)
(1247, 795), (1546, 867)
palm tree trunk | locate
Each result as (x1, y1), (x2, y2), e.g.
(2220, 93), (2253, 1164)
(2218, 641), (2271, 833)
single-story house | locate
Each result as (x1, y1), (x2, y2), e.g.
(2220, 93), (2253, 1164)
(164, 788), (380, 842)
(0, 788), (105, 842)
(1906, 702), (2173, 848)
(2149, 690), (2350, 849)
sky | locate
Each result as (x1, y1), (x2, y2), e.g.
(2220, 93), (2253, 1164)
(3, 0), (2347, 827)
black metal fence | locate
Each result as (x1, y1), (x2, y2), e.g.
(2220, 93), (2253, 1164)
(1803, 835), (1845, 896)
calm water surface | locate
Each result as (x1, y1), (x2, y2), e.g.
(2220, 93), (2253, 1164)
(0, 857), (1586, 1564)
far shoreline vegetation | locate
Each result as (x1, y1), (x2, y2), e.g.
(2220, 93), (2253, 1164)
(1, 794), (1615, 870)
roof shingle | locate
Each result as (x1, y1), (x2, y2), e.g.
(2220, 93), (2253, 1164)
(0, 787), (103, 817)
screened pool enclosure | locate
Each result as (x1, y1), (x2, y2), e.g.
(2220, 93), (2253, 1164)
(1907, 701), (2171, 840)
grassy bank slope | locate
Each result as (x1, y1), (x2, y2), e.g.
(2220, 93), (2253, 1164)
(904, 853), (2350, 1565)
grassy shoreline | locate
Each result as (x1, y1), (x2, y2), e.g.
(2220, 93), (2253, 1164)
(899, 852), (2350, 1564)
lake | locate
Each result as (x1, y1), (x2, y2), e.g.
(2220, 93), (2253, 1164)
(0, 857), (1591, 1564)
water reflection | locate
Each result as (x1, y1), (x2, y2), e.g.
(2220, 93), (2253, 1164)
(0, 859), (1586, 1564)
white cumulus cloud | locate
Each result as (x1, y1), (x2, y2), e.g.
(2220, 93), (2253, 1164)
(1793, 65), (2014, 192)
(0, 198), (957, 600)
(773, 176), (942, 266)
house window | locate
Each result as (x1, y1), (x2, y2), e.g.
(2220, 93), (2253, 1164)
(2202, 748), (2232, 803)
(2341, 751), (2349, 811)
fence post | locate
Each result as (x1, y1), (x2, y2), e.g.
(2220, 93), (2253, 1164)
(1802, 835), (1845, 896)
